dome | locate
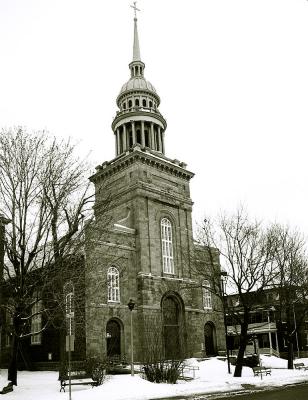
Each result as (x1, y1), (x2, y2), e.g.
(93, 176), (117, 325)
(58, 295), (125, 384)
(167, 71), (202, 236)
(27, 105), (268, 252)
(119, 77), (157, 95)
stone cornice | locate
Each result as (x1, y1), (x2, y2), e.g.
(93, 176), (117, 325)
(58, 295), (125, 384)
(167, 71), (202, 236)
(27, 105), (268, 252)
(94, 181), (193, 209)
(116, 88), (160, 107)
(112, 109), (167, 131)
(90, 147), (194, 183)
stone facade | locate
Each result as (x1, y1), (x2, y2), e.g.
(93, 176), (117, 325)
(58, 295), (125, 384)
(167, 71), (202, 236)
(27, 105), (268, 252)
(84, 15), (225, 363)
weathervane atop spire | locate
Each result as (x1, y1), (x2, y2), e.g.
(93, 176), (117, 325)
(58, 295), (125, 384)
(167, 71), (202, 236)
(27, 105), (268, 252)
(130, 1), (140, 20)
(130, 1), (141, 62)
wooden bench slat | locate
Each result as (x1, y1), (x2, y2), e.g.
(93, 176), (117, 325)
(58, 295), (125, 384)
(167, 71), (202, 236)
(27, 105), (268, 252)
(294, 363), (308, 371)
(59, 369), (102, 392)
(253, 366), (271, 376)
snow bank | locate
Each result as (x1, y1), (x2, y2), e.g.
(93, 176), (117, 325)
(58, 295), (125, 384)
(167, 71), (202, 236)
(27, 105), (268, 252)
(260, 355), (288, 369)
(0, 373), (10, 392)
(2, 357), (308, 400)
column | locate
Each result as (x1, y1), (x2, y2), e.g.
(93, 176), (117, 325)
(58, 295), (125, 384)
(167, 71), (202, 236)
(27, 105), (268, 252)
(150, 122), (155, 150)
(275, 331), (279, 355)
(141, 121), (145, 147)
(132, 121), (136, 145)
(116, 129), (120, 155)
(269, 332), (273, 355)
(123, 124), (127, 152)
(157, 126), (162, 152)
(267, 311), (273, 355)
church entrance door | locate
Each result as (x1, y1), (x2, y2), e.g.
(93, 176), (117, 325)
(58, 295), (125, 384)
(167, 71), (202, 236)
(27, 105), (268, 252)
(204, 322), (216, 356)
(106, 319), (121, 357)
(162, 296), (181, 359)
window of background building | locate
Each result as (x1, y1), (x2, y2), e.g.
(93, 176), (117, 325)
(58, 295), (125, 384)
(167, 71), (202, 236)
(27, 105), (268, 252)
(161, 218), (174, 274)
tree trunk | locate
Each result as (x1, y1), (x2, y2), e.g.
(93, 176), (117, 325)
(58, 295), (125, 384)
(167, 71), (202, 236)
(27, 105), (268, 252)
(8, 335), (18, 385)
(234, 313), (249, 377)
(287, 340), (294, 369)
(285, 306), (294, 369)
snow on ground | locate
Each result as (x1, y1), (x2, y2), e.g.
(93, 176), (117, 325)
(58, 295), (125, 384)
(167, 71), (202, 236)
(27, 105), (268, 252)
(1, 357), (308, 400)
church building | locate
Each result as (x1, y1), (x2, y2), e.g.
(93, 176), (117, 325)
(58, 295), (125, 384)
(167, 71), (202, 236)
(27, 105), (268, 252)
(85, 9), (225, 363)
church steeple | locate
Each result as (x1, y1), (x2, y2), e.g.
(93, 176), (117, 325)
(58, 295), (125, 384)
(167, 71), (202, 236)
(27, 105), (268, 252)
(129, 15), (145, 79)
(132, 15), (141, 62)
(111, 2), (167, 157)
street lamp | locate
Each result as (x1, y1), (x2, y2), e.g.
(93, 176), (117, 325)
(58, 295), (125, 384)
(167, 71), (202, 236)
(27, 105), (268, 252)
(0, 215), (11, 370)
(220, 271), (231, 374)
(127, 299), (136, 376)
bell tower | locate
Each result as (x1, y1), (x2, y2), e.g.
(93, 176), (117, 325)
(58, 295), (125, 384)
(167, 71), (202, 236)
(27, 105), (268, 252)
(85, 4), (224, 363)
(112, 9), (167, 156)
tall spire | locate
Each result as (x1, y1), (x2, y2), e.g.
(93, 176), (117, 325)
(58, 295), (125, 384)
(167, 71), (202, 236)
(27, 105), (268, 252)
(133, 17), (141, 61)
(130, 2), (141, 61)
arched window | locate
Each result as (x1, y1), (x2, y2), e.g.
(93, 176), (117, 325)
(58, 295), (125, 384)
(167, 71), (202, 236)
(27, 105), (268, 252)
(144, 130), (149, 147)
(31, 292), (43, 345)
(149, 100), (153, 108)
(135, 98), (140, 107)
(203, 280), (212, 309)
(128, 130), (133, 147)
(142, 99), (147, 107)
(136, 129), (141, 144)
(108, 267), (120, 302)
(161, 218), (174, 274)
(123, 102), (126, 110)
(128, 100), (132, 109)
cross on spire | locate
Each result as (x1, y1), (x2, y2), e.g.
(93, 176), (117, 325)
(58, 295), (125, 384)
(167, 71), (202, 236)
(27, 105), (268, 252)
(130, 1), (140, 19)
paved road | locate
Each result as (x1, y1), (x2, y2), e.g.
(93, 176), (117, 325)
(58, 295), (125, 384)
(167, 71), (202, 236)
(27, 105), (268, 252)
(211, 384), (308, 400)
(155, 382), (308, 400)
(211, 383), (308, 400)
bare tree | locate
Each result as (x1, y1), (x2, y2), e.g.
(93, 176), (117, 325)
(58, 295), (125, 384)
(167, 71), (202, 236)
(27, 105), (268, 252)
(196, 208), (277, 377)
(142, 314), (184, 383)
(0, 127), (95, 385)
(268, 224), (308, 369)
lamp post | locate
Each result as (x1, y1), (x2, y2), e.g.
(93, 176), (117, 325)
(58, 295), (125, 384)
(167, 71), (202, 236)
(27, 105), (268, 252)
(220, 271), (231, 374)
(0, 215), (11, 370)
(127, 299), (136, 376)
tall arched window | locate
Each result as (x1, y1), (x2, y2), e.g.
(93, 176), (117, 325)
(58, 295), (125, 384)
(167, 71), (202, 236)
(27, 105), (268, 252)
(203, 280), (212, 309)
(161, 218), (174, 274)
(108, 267), (120, 302)
(31, 292), (43, 345)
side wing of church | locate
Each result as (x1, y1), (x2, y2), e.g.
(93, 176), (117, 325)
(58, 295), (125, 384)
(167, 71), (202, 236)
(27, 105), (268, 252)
(85, 13), (225, 362)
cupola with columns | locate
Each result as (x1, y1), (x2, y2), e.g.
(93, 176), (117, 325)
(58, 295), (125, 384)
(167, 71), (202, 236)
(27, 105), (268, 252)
(111, 7), (167, 157)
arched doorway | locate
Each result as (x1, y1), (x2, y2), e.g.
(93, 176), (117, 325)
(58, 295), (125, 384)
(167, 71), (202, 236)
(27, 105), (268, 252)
(162, 295), (182, 359)
(204, 322), (216, 356)
(106, 319), (121, 357)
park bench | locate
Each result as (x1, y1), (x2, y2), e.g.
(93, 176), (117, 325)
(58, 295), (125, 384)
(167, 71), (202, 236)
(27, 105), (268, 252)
(59, 364), (104, 392)
(180, 364), (200, 380)
(0, 382), (13, 394)
(252, 366), (271, 377)
(294, 362), (308, 371)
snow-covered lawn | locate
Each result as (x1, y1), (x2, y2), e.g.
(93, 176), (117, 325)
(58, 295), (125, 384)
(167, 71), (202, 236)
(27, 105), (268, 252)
(1, 356), (308, 400)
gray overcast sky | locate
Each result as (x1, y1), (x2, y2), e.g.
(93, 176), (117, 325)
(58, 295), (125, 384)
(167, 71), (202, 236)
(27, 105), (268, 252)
(0, 0), (308, 236)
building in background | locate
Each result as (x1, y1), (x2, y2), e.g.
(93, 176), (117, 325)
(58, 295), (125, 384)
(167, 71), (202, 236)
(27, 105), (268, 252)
(226, 289), (308, 359)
